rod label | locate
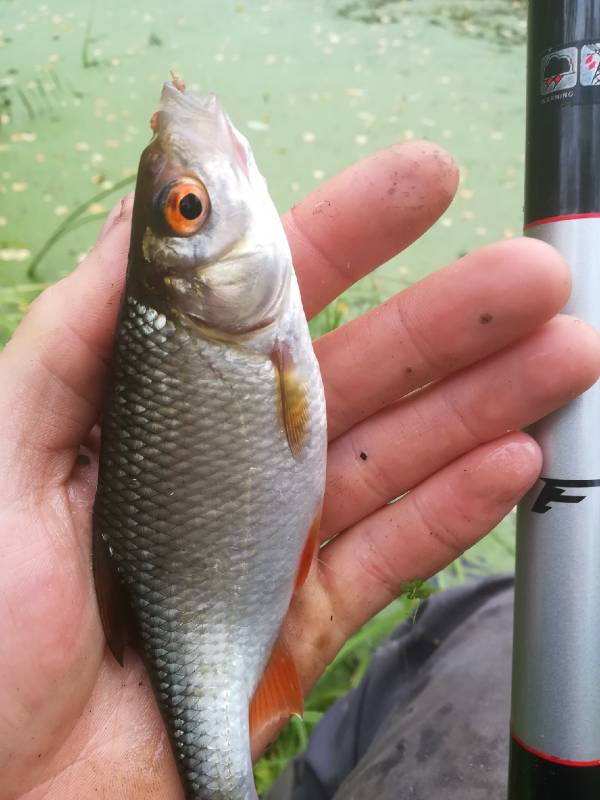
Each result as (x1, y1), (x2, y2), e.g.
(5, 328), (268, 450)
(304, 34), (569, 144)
(532, 478), (600, 513)
(542, 47), (578, 95)
(581, 44), (600, 85)
(540, 42), (600, 105)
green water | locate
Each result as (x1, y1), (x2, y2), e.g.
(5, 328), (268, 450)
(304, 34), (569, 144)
(1, 0), (526, 288)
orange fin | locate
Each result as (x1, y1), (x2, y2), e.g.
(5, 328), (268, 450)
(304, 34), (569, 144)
(92, 528), (130, 667)
(249, 637), (303, 743)
(295, 509), (321, 591)
(272, 341), (310, 457)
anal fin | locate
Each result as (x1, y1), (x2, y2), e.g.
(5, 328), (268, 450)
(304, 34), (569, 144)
(92, 527), (130, 667)
(249, 637), (303, 746)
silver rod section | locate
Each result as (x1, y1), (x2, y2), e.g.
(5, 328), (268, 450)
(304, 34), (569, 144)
(511, 218), (600, 763)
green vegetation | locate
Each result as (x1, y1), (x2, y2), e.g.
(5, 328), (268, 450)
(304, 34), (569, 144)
(27, 174), (134, 281)
(0, 281), (47, 344)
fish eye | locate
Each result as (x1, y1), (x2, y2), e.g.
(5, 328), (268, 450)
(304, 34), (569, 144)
(160, 179), (211, 236)
(179, 193), (203, 220)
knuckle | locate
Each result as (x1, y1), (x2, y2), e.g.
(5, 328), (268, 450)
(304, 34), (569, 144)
(439, 387), (483, 446)
(354, 523), (403, 600)
(411, 491), (465, 559)
(394, 297), (452, 378)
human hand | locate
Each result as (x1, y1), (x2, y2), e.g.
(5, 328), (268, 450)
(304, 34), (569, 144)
(2, 141), (599, 799)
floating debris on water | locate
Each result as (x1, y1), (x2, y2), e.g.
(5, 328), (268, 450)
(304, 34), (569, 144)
(10, 131), (37, 142)
(246, 119), (269, 132)
(0, 247), (30, 261)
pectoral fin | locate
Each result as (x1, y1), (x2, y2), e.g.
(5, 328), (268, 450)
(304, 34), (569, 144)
(249, 637), (303, 744)
(272, 341), (310, 457)
(92, 528), (130, 667)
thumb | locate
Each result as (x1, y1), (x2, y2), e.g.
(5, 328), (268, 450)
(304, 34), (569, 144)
(0, 194), (133, 502)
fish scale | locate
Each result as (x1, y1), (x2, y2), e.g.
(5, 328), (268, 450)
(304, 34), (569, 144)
(94, 283), (326, 798)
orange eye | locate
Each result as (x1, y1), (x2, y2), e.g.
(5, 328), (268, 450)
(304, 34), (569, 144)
(162, 180), (211, 236)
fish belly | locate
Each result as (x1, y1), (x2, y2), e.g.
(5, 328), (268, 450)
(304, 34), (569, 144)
(93, 295), (325, 799)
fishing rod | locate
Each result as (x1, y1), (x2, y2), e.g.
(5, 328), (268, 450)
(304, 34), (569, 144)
(508, 2), (600, 797)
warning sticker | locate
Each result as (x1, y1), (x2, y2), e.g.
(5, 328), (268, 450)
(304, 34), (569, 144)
(581, 44), (600, 86)
(539, 41), (600, 107)
(541, 47), (578, 95)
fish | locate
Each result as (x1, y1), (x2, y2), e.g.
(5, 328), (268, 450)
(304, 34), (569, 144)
(92, 80), (327, 799)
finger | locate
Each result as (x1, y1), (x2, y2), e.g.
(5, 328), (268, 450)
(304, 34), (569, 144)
(318, 237), (571, 441)
(320, 433), (540, 644)
(284, 140), (458, 318)
(321, 315), (600, 538)
(0, 195), (133, 496)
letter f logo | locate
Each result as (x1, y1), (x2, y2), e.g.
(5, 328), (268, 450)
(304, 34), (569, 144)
(532, 478), (600, 514)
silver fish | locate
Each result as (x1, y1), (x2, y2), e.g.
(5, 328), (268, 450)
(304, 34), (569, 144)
(92, 81), (327, 799)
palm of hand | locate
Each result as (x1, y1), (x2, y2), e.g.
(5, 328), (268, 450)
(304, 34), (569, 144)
(1, 142), (599, 800)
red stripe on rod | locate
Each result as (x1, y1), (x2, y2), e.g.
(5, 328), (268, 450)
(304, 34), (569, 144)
(512, 732), (600, 768)
(525, 212), (600, 229)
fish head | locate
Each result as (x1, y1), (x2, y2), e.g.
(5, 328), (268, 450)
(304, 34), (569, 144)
(129, 81), (291, 336)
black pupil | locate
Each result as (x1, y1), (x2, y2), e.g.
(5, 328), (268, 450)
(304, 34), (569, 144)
(179, 193), (203, 220)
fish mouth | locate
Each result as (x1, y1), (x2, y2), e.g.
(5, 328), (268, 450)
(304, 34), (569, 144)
(155, 82), (224, 128)
(153, 82), (251, 179)
(153, 82), (233, 152)
(160, 82), (222, 119)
